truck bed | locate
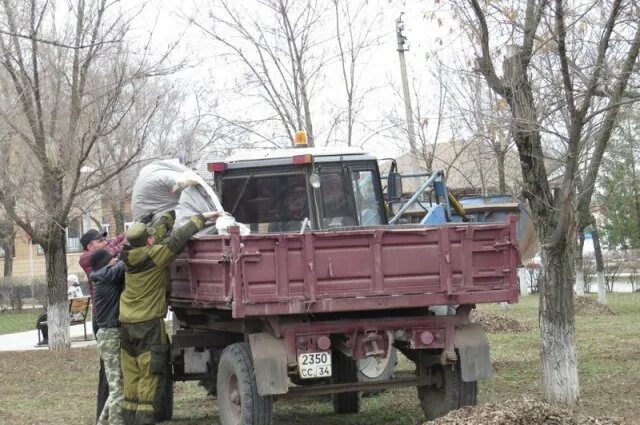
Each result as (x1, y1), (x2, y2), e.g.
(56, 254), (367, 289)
(170, 217), (520, 318)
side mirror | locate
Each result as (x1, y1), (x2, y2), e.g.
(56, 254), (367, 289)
(387, 172), (402, 200)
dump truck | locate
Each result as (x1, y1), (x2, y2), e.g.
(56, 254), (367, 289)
(165, 145), (521, 424)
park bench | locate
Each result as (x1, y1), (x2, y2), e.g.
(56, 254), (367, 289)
(36, 296), (92, 345)
(69, 296), (91, 340)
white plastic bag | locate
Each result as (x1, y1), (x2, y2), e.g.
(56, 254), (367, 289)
(131, 159), (250, 237)
(132, 159), (223, 220)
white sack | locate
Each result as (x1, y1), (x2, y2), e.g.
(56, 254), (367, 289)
(131, 159), (250, 236)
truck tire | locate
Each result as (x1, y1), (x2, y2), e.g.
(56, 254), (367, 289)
(331, 350), (361, 414)
(217, 342), (273, 425)
(417, 360), (477, 420)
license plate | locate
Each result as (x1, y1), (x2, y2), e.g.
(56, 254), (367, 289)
(297, 351), (332, 379)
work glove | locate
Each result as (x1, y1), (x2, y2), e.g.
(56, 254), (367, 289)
(154, 211), (176, 241)
(202, 211), (224, 221)
(171, 177), (200, 193)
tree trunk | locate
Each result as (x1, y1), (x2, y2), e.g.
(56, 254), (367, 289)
(112, 203), (125, 235)
(3, 231), (14, 277)
(519, 268), (529, 295)
(497, 149), (507, 193)
(575, 232), (585, 296)
(591, 227), (607, 304)
(629, 150), (640, 244)
(539, 241), (579, 404)
(44, 225), (71, 351)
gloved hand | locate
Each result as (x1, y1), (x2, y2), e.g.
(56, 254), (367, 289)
(171, 177), (200, 193)
(202, 211), (224, 221)
(154, 211), (176, 241)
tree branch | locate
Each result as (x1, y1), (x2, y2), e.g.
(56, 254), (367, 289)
(468, 0), (509, 98)
(0, 29), (121, 49)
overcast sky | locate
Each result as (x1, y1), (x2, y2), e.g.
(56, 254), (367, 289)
(132, 0), (462, 160)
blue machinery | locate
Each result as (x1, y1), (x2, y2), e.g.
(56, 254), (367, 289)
(385, 170), (537, 261)
(388, 171), (452, 225)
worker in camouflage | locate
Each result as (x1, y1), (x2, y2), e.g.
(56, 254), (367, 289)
(90, 249), (126, 425)
(97, 328), (125, 425)
(119, 211), (221, 425)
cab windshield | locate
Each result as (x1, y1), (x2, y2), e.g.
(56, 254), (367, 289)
(319, 169), (383, 228)
(221, 173), (309, 233)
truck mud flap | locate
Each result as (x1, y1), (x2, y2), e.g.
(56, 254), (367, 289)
(248, 332), (289, 396)
(454, 324), (491, 382)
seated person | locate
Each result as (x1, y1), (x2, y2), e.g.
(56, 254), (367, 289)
(36, 311), (48, 346)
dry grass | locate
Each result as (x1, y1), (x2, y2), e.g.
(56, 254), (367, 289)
(469, 310), (532, 333)
(0, 294), (638, 424)
(426, 397), (621, 424)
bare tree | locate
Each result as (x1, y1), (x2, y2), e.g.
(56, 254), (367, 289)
(332, 0), (384, 147)
(590, 223), (608, 303)
(189, 0), (328, 147)
(582, 254), (596, 294)
(458, 0), (640, 404)
(0, 0), (178, 350)
(0, 213), (15, 277)
(603, 253), (622, 293)
(438, 61), (518, 195)
(629, 260), (640, 292)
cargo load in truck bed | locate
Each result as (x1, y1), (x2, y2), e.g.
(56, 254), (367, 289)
(170, 216), (519, 318)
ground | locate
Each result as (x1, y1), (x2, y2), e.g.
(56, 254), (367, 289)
(0, 294), (638, 424)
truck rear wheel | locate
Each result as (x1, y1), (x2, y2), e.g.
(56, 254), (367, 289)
(417, 360), (477, 420)
(331, 350), (361, 414)
(357, 334), (397, 393)
(217, 342), (273, 425)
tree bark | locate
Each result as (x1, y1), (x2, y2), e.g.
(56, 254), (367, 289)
(575, 231), (585, 296)
(630, 151), (640, 244)
(112, 203), (125, 235)
(2, 229), (14, 277)
(496, 148), (507, 193)
(44, 224), (70, 350)
(591, 226), (607, 304)
(539, 239), (579, 404)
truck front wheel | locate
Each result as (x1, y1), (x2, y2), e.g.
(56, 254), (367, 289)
(217, 342), (273, 425)
(417, 361), (477, 420)
(331, 350), (361, 414)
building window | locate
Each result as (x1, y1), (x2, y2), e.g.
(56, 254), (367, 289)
(0, 244), (15, 258)
(67, 218), (82, 253)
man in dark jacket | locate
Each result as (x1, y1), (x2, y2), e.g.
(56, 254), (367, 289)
(79, 229), (126, 420)
(90, 249), (126, 425)
(120, 211), (220, 424)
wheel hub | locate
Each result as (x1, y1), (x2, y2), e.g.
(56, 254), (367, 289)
(226, 373), (242, 423)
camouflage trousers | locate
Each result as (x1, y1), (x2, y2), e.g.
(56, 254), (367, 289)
(97, 327), (125, 425)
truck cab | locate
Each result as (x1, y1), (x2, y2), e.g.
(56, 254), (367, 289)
(209, 147), (387, 232)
